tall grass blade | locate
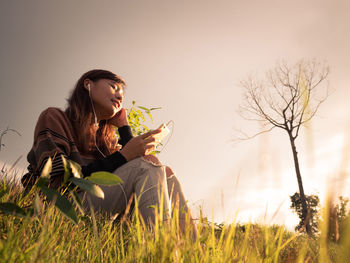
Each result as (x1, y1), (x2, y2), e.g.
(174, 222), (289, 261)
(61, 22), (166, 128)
(5, 154), (23, 176)
(319, 194), (331, 263)
(69, 190), (85, 215)
(34, 192), (42, 215)
(336, 214), (350, 262)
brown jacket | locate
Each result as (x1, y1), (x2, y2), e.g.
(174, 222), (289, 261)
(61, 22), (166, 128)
(23, 107), (99, 188)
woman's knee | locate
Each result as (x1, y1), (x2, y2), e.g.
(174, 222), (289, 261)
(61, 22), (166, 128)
(165, 166), (175, 178)
(167, 173), (180, 185)
(141, 155), (162, 167)
(137, 158), (166, 185)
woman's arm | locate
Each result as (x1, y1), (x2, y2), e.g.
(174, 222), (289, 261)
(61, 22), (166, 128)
(108, 108), (134, 146)
(24, 107), (79, 189)
(81, 151), (127, 177)
(81, 128), (161, 177)
(80, 125), (132, 177)
(117, 125), (133, 146)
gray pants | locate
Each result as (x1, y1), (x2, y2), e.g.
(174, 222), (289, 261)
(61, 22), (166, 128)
(80, 157), (190, 225)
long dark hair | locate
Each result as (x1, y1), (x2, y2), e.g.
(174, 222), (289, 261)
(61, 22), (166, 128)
(65, 69), (126, 155)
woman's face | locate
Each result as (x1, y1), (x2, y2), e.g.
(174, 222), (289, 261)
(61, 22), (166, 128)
(87, 78), (124, 121)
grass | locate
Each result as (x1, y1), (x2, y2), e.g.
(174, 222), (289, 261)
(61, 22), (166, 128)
(1, 169), (350, 262)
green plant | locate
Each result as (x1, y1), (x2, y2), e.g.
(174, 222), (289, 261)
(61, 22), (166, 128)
(290, 192), (320, 234)
(125, 101), (162, 154)
(126, 101), (161, 136)
(0, 156), (122, 224)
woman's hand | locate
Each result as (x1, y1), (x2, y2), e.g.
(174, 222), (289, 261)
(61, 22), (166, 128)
(108, 108), (129, 127)
(120, 129), (161, 161)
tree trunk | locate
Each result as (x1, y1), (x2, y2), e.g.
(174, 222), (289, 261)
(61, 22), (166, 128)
(288, 134), (311, 234)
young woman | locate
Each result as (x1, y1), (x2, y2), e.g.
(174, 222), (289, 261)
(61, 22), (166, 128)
(21, 69), (196, 236)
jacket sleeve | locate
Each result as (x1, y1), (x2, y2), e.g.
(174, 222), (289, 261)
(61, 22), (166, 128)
(27, 107), (75, 188)
(80, 125), (133, 177)
(117, 125), (134, 146)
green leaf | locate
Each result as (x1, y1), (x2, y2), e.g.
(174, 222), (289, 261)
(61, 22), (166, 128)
(0, 202), (27, 217)
(41, 157), (52, 178)
(147, 112), (154, 122)
(36, 177), (49, 188)
(139, 112), (146, 122)
(86, 172), (123, 185)
(69, 160), (82, 178)
(137, 106), (151, 113)
(61, 155), (71, 183)
(69, 177), (104, 199)
(40, 186), (78, 224)
(150, 107), (161, 111)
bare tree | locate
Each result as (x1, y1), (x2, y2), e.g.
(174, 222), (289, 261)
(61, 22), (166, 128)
(238, 59), (329, 234)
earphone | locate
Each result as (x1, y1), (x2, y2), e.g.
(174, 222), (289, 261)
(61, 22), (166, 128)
(87, 82), (111, 158)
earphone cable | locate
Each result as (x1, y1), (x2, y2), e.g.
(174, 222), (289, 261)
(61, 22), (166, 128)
(88, 86), (110, 158)
(157, 120), (174, 154)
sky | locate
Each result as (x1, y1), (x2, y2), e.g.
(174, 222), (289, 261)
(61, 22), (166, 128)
(1, 0), (350, 229)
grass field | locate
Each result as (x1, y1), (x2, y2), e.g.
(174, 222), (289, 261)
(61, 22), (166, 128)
(1, 171), (350, 263)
